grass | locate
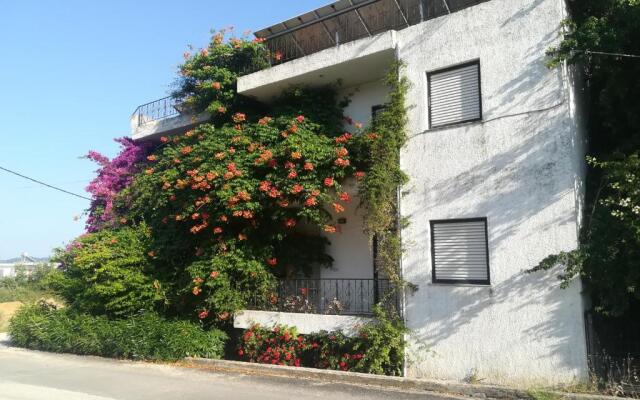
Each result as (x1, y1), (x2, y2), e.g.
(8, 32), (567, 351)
(0, 301), (23, 332)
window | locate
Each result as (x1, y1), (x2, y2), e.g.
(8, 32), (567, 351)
(430, 218), (490, 285)
(371, 104), (386, 119)
(427, 60), (482, 128)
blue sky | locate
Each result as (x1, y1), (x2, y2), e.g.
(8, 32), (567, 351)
(0, 0), (328, 259)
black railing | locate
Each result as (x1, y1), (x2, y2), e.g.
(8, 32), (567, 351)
(244, 0), (489, 74)
(247, 278), (398, 316)
(132, 96), (181, 127)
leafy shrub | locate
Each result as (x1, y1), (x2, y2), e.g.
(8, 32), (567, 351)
(9, 302), (227, 361)
(237, 307), (405, 375)
(50, 225), (160, 317)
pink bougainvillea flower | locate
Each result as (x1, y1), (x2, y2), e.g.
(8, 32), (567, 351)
(266, 257), (278, 266)
(339, 192), (350, 202)
(198, 310), (209, 319)
(287, 170), (298, 179)
(305, 197), (318, 207)
(296, 115), (305, 123)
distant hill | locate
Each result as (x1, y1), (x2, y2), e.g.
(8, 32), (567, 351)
(0, 256), (50, 264)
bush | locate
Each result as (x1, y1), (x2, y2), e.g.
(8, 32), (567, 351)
(237, 307), (405, 375)
(50, 225), (160, 317)
(9, 302), (227, 361)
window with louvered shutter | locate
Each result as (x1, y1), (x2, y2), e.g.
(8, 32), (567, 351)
(427, 61), (482, 128)
(430, 218), (490, 285)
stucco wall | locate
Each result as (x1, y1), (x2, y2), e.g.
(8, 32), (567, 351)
(397, 0), (588, 386)
(234, 310), (372, 336)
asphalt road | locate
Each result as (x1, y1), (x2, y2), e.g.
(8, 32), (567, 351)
(0, 334), (459, 400)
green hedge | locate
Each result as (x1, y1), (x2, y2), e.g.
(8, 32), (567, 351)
(9, 302), (227, 361)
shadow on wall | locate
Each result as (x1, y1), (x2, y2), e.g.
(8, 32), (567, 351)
(403, 92), (582, 374)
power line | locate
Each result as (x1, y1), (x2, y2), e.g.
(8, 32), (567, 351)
(578, 50), (640, 59)
(0, 165), (92, 201)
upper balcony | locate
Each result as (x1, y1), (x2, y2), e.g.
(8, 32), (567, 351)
(238, 0), (489, 101)
(131, 0), (489, 140)
(130, 96), (210, 141)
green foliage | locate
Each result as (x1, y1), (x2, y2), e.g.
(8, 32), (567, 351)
(237, 307), (405, 375)
(50, 225), (160, 317)
(532, 155), (640, 315)
(351, 63), (409, 288)
(534, 1), (640, 316)
(172, 29), (269, 117)
(0, 263), (57, 303)
(9, 301), (227, 361)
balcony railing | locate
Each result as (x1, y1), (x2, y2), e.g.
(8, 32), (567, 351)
(248, 0), (489, 72)
(132, 96), (180, 127)
(247, 278), (399, 316)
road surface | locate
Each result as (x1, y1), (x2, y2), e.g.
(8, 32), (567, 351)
(0, 334), (459, 400)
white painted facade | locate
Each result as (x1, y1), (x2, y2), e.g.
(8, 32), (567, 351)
(133, 0), (589, 387)
(234, 0), (589, 387)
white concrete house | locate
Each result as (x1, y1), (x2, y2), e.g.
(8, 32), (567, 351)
(131, 0), (588, 386)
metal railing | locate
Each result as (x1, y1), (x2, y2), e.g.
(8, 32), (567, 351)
(242, 0), (489, 74)
(247, 278), (399, 316)
(132, 96), (181, 127)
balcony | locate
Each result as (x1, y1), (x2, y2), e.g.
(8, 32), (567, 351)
(130, 96), (209, 141)
(234, 278), (400, 335)
(238, 0), (489, 101)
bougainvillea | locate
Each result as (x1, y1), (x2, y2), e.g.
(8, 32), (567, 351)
(85, 138), (149, 232)
(60, 27), (407, 340)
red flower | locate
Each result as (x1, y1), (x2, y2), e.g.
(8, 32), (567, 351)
(336, 147), (348, 157)
(332, 203), (345, 213)
(284, 218), (296, 228)
(334, 158), (350, 167)
(287, 170), (298, 179)
(218, 312), (230, 321)
(284, 161), (295, 169)
(160, 136), (169, 143)
(354, 171), (366, 179)
(259, 181), (271, 192)
(198, 310), (209, 319)
(238, 349), (245, 357)
(211, 82), (221, 90)
(210, 271), (219, 279)
(324, 225), (337, 233)
(294, 359), (301, 367)
(323, 177), (334, 187)
(304, 197), (317, 207)
(303, 162), (314, 171)
(192, 286), (202, 296)
(213, 227), (223, 234)
(291, 184), (304, 194)
(300, 287), (308, 296)
(266, 257), (278, 266)
(296, 115), (305, 123)
(180, 146), (193, 155)
(233, 112), (246, 123)
(339, 192), (350, 202)
(147, 155), (157, 162)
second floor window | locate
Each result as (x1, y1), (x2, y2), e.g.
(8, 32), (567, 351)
(427, 60), (482, 128)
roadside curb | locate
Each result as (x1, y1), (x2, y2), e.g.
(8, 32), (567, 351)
(186, 358), (614, 400)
